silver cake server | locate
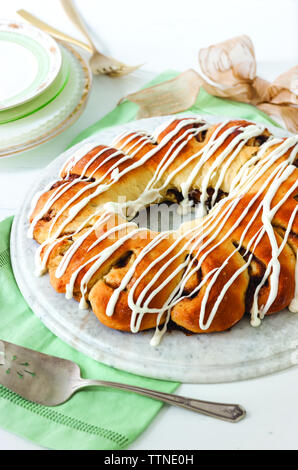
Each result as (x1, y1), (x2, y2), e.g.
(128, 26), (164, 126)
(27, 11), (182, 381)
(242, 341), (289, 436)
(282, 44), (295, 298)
(0, 339), (246, 422)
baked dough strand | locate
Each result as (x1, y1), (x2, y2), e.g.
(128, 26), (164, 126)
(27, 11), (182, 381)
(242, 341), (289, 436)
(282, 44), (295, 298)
(28, 118), (298, 344)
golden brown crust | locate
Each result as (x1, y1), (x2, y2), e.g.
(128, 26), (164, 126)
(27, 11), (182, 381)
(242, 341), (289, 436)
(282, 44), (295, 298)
(29, 118), (298, 335)
(171, 237), (250, 333)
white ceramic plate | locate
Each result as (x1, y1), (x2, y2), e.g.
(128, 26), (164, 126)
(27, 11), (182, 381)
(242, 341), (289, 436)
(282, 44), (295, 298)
(10, 115), (298, 384)
(0, 20), (62, 111)
(0, 46), (70, 125)
(0, 43), (91, 159)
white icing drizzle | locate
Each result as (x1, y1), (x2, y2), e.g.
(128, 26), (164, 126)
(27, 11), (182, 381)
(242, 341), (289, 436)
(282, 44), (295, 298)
(29, 118), (298, 345)
(29, 128), (175, 239)
(60, 142), (99, 178)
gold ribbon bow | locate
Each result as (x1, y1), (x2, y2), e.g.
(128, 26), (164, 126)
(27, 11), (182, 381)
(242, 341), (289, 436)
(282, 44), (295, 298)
(124, 35), (298, 133)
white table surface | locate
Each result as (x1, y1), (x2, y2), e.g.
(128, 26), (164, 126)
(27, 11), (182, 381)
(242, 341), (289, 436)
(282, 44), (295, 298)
(0, 0), (298, 451)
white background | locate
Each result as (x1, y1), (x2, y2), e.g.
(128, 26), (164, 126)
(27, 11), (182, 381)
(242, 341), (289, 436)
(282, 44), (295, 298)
(0, 0), (298, 450)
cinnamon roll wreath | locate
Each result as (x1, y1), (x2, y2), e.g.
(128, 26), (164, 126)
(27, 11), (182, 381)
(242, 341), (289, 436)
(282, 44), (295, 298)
(28, 118), (298, 346)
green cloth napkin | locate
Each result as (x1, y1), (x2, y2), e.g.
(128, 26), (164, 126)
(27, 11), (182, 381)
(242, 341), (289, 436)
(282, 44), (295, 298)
(0, 71), (280, 450)
(0, 218), (178, 450)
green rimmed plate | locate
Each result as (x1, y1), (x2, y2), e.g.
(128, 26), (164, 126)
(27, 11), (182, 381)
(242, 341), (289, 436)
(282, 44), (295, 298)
(0, 43), (92, 159)
(0, 47), (70, 124)
(0, 19), (62, 111)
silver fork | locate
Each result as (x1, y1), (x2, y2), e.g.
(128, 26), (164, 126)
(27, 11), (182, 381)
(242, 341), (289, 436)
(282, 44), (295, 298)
(0, 339), (246, 422)
(60, 0), (141, 76)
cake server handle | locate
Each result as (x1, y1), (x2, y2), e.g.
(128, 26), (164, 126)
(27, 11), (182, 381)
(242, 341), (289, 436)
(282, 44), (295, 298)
(77, 379), (246, 423)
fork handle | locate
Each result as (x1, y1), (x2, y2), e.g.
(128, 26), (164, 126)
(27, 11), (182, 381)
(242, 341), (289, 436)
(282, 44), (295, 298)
(17, 9), (92, 52)
(61, 0), (97, 51)
(78, 379), (246, 423)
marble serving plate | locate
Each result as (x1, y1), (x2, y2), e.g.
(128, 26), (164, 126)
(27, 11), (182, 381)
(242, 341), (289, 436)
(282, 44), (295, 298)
(11, 115), (298, 383)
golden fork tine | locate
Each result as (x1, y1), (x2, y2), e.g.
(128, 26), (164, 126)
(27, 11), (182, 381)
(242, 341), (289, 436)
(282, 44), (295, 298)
(60, 0), (140, 76)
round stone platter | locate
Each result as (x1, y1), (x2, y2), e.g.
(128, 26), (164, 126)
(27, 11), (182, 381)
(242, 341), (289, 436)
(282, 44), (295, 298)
(11, 114), (298, 383)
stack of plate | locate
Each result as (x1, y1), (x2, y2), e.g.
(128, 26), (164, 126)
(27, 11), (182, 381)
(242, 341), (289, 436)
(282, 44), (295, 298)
(0, 20), (92, 158)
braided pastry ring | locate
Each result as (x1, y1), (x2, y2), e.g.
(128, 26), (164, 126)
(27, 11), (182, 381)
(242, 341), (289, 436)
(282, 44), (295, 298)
(28, 117), (298, 345)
